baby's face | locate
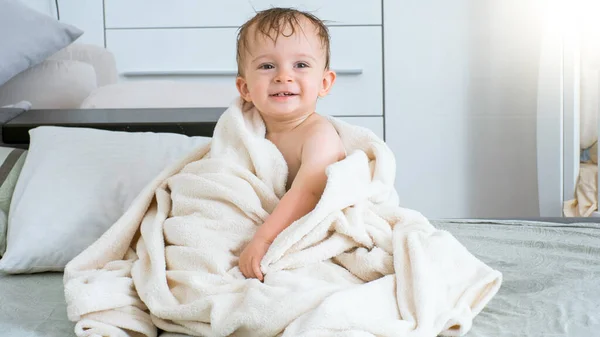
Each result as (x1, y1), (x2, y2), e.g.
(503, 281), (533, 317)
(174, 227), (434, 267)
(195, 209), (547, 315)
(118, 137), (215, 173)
(236, 19), (335, 122)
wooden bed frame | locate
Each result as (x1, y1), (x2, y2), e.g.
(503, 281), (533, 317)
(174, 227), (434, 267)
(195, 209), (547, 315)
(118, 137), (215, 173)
(0, 107), (225, 145)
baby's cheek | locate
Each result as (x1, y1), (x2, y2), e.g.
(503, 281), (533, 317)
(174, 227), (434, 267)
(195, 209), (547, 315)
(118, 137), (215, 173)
(249, 81), (266, 95)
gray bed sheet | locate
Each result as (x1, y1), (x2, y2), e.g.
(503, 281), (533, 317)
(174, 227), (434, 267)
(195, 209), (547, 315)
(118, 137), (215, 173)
(1, 219), (599, 337)
(0, 272), (73, 336)
(432, 219), (600, 337)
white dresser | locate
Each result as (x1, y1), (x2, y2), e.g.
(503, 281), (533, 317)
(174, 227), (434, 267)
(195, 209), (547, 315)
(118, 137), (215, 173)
(78, 0), (386, 140)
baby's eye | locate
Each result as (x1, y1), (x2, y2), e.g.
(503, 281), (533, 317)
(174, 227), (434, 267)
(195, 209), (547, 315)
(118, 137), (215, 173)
(259, 64), (274, 70)
(296, 62), (310, 68)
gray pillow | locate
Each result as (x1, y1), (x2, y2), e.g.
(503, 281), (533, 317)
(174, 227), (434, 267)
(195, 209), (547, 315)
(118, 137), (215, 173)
(0, 0), (83, 86)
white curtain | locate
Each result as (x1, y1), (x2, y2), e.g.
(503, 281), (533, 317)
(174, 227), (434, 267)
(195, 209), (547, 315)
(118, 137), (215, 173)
(559, 0), (600, 216)
(580, 16), (600, 150)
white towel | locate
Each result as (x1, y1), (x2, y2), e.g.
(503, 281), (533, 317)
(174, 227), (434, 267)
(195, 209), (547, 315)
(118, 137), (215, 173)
(63, 97), (502, 337)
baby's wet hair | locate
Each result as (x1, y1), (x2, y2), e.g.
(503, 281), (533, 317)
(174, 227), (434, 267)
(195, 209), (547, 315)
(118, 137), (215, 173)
(236, 7), (331, 77)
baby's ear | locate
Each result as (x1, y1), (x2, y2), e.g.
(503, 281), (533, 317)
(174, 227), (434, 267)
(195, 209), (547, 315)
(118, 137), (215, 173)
(236, 77), (252, 102)
(319, 70), (336, 97)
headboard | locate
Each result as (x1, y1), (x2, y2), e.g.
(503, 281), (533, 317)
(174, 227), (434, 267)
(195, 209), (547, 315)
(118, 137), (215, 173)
(0, 107), (225, 146)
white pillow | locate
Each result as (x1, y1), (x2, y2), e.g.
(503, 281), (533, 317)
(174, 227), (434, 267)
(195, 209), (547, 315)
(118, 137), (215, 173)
(80, 81), (237, 109)
(0, 126), (210, 273)
(0, 59), (97, 109)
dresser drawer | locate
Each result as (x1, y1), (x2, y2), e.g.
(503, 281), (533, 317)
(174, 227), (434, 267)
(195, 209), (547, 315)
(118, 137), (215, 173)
(105, 26), (383, 117)
(104, 0), (381, 28)
(337, 117), (384, 140)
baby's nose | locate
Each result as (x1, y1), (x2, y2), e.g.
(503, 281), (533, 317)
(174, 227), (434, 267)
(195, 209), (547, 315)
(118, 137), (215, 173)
(274, 70), (293, 82)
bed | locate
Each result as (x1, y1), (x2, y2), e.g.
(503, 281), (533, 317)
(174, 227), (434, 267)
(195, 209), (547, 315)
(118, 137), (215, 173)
(1, 108), (599, 337)
(2, 218), (600, 337)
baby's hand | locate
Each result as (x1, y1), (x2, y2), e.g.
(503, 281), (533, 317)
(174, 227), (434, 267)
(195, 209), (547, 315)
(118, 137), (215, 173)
(239, 235), (271, 282)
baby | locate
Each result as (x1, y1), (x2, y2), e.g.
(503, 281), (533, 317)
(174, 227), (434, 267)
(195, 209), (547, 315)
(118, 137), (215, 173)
(235, 8), (346, 281)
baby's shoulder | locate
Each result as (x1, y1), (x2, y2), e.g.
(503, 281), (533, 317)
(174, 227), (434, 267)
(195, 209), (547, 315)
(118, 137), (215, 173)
(301, 114), (340, 140)
(299, 114), (345, 160)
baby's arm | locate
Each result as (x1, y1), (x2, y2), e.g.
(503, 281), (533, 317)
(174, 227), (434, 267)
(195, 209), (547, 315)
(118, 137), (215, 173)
(239, 123), (345, 280)
(255, 124), (345, 243)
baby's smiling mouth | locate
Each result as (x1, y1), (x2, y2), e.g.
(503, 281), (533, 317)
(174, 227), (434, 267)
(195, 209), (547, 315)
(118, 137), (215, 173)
(270, 92), (298, 97)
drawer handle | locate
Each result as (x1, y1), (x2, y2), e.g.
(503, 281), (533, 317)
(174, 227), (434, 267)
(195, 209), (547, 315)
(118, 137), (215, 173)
(122, 68), (363, 77)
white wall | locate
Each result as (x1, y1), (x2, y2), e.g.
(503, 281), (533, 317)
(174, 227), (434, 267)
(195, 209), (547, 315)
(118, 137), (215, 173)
(384, 0), (547, 218)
